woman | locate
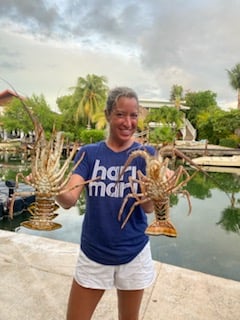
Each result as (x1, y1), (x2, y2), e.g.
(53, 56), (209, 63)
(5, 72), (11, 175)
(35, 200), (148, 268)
(56, 87), (156, 320)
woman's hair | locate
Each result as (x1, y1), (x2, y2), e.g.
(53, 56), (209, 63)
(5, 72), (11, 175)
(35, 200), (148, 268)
(105, 87), (139, 114)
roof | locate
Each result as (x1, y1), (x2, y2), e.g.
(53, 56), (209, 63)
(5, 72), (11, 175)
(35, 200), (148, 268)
(0, 89), (19, 99)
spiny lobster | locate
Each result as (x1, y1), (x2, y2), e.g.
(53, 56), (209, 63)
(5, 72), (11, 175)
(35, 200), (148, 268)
(7, 87), (96, 231)
(118, 148), (198, 237)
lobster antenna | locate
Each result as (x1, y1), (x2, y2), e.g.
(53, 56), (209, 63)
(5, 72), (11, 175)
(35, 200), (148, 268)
(161, 146), (232, 202)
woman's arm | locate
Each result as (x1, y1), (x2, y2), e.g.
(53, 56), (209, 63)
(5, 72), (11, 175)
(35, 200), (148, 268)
(56, 174), (85, 209)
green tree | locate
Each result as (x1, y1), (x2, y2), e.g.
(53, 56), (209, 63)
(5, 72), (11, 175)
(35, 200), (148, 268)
(29, 94), (61, 132)
(226, 63), (240, 109)
(0, 97), (32, 134)
(0, 94), (59, 136)
(91, 111), (107, 130)
(185, 90), (218, 127)
(56, 94), (83, 139)
(212, 109), (240, 143)
(195, 105), (240, 146)
(146, 106), (184, 130)
(80, 129), (105, 144)
(149, 126), (174, 145)
(71, 74), (108, 129)
(170, 84), (184, 109)
(57, 94), (73, 114)
(196, 106), (224, 143)
(145, 106), (184, 145)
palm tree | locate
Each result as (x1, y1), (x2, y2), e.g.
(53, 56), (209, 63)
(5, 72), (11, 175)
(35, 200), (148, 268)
(71, 74), (108, 128)
(170, 84), (184, 109)
(91, 111), (107, 129)
(145, 106), (184, 145)
(226, 63), (240, 109)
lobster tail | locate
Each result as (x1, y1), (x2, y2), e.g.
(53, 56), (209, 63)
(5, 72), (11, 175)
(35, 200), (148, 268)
(145, 220), (177, 237)
(146, 198), (177, 237)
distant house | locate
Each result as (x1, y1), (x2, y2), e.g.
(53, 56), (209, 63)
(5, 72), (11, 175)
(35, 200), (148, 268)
(139, 99), (196, 141)
(0, 89), (25, 140)
(0, 89), (20, 115)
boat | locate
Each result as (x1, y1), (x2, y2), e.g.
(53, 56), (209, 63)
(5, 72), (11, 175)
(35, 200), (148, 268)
(191, 155), (240, 168)
(0, 180), (35, 220)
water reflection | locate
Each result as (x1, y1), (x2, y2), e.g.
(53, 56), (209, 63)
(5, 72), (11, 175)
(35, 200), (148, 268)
(0, 152), (30, 181)
(148, 168), (240, 281)
(217, 207), (240, 233)
(184, 170), (240, 234)
(0, 159), (239, 281)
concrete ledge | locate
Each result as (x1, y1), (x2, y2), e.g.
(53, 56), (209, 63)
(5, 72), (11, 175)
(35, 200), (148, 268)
(0, 230), (239, 320)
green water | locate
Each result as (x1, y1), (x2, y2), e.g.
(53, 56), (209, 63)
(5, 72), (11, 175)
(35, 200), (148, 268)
(0, 158), (239, 282)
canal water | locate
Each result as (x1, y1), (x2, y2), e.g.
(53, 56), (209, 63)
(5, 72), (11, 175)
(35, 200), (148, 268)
(0, 155), (239, 282)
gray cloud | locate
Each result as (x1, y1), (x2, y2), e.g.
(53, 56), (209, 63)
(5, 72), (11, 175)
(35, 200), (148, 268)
(0, 0), (240, 107)
(0, 0), (60, 36)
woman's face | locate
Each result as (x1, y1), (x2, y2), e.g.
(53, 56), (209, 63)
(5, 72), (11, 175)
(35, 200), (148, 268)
(106, 96), (139, 144)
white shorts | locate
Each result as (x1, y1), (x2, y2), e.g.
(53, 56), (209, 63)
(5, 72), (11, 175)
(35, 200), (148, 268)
(74, 242), (156, 290)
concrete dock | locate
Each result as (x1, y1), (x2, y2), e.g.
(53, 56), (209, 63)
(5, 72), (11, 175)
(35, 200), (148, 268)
(0, 230), (239, 320)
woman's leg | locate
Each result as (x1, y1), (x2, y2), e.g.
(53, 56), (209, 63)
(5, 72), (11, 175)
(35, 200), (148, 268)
(66, 279), (105, 320)
(117, 289), (144, 320)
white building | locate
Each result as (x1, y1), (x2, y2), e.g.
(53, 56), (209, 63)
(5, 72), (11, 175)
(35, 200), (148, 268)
(139, 99), (196, 141)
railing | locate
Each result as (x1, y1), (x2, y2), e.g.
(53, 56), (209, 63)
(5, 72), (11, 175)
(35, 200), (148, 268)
(184, 118), (196, 140)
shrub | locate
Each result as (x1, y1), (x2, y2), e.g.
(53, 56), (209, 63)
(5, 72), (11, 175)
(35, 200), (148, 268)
(219, 135), (240, 148)
(80, 129), (105, 144)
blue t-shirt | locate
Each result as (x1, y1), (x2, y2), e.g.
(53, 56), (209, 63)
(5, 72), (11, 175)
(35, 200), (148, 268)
(73, 141), (155, 265)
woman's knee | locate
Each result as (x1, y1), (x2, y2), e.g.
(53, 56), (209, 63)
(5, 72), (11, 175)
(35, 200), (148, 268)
(117, 289), (144, 320)
(66, 279), (104, 320)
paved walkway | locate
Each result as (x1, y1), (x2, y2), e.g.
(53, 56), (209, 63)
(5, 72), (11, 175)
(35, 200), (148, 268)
(0, 230), (239, 320)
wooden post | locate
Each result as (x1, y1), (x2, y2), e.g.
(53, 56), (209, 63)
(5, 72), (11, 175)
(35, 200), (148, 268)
(204, 139), (208, 156)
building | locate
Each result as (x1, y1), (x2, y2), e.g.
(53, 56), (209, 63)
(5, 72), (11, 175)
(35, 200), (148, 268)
(139, 99), (196, 141)
(0, 89), (20, 114)
(0, 89), (25, 140)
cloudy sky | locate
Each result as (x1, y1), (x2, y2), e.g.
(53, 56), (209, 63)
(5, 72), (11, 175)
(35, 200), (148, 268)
(0, 0), (240, 110)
